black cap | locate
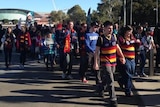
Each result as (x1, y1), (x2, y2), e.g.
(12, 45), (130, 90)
(91, 22), (99, 27)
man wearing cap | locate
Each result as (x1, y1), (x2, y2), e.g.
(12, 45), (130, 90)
(85, 22), (100, 84)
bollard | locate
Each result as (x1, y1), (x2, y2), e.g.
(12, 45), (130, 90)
(149, 49), (154, 76)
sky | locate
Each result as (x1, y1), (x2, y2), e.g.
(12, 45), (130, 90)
(0, 0), (100, 13)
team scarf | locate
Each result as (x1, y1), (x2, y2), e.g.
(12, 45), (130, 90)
(64, 33), (71, 53)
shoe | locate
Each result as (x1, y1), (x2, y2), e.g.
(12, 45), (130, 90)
(19, 64), (24, 69)
(61, 73), (66, 79)
(134, 73), (140, 77)
(117, 79), (124, 89)
(67, 75), (73, 80)
(95, 89), (104, 97)
(125, 92), (131, 97)
(140, 73), (148, 77)
(109, 100), (118, 107)
(82, 78), (88, 83)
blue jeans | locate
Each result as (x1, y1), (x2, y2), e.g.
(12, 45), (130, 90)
(119, 58), (135, 94)
(63, 52), (73, 75)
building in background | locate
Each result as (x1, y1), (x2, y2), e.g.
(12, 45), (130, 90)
(0, 8), (50, 26)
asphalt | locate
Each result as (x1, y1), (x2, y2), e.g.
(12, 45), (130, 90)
(0, 50), (160, 107)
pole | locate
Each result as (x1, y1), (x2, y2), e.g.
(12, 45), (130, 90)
(149, 49), (154, 76)
(124, 0), (126, 26)
(130, 0), (133, 25)
(156, 0), (159, 24)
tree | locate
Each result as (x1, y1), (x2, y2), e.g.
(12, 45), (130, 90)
(12, 19), (18, 24)
(67, 5), (86, 23)
(50, 10), (68, 23)
(132, 0), (158, 26)
(96, 0), (122, 23)
(2, 19), (9, 24)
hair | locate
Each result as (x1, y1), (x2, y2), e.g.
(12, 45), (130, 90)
(136, 25), (143, 30)
(120, 25), (133, 37)
(6, 27), (12, 34)
(103, 21), (113, 27)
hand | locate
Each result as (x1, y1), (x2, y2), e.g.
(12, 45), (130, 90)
(93, 63), (99, 70)
(57, 44), (60, 48)
(119, 57), (126, 64)
(156, 44), (159, 48)
(4, 41), (8, 45)
(76, 48), (79, 54)
(136, 39), (140, 43)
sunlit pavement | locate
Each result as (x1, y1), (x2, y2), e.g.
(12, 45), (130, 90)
(0, 51), (160, 107)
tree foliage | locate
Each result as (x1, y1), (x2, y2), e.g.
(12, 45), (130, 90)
(95, 0), (122, 23)
(50, 10), (68, 23)
(132, 0), (158, 25)
(67, 5), (86, 23)
(49, 0), (160, 26)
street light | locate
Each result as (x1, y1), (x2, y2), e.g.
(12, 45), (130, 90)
(156, 0), (158, 24)
(154, 0), (159, 25)
(130, 0), (133, 25)
(124, 0), (126, 26)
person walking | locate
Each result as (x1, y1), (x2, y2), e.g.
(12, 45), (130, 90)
(85, 22), (100, 87)
(134, 25), (143, 76)
(1, 27), (16, 69)
(43, 31), (56, 71)
(61, 20), (79, 79)
(117, 25), (141, 97)
(16, 26), (31, 69)
(139, 28), (155, 77)
(94, 21), (125, 107)
(78, 23), (88, 83)
(153, 22), (160, 71)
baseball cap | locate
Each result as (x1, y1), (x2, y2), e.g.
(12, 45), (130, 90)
(91, 22), (99, 27)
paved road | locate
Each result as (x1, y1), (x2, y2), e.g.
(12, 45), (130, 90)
(0, 51), (158, 107)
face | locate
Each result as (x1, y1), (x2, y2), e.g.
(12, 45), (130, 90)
(7, 27), (12, 33)
(68, 21), (74, 29)
(21, 26), (26, 33)
(104, 25), (113, 35)
(125, 30), (133, 37)
(92, 25), (98, 32)
(138, 27), (143, 34)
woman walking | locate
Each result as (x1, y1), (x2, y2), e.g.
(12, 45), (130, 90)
(1, 27), (16, 69)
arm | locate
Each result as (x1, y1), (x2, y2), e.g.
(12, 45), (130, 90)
(85, 33), (93, 53)
(93, 46), (100, 70)
(116, 44), (126, 64)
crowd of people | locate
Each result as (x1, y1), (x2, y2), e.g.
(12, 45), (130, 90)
(0, 20), (160, 107)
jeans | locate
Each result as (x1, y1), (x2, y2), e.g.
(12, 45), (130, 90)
(119, 58), (135, 94)
(45, 54), (54, 69)
(79, 55), (88, 79)
(63, 52), (73, 75)
(156, 47), (160, 67)
(140, 50), (146, 74)
(4, 48), (12, 67)
(59, 48), (64, 69)
(20, 50), (26, 65)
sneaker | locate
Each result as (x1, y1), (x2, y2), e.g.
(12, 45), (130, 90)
(82, 78), (88, 83)
(134, 72), (140, 77)
(117, 78), (124, 89)
(61, 73), (66, 79)
(140, 73), (148, 77)
(125, 92), (131, 97)
(19, 64), (24, 69)
(67, 75), (73, 80)
(109, 100), (118, 107)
